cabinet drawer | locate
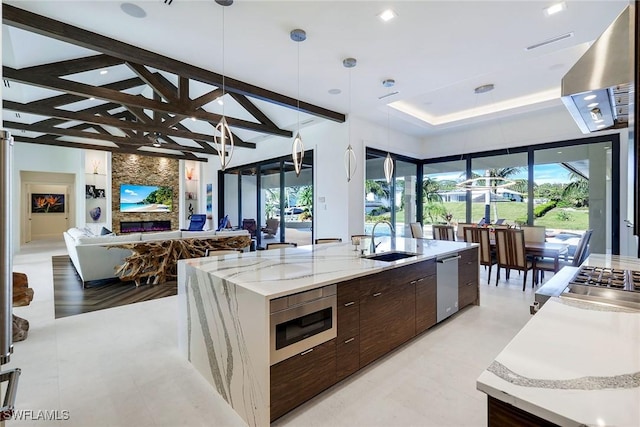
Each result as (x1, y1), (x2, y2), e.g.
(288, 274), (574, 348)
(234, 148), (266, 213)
(398, 259), (436, 283)
(458, 280), (478, 309)
(416, 274), (437, 334)
(459, 247), (479, 266)
(359, 269), (397, 298)
(336, 335), (359, 381)
(270, 339), (337, 421)
(338, 279), (360, 337)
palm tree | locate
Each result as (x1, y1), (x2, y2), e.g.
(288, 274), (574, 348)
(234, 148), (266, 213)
(562, 172), (589, 207)
(422, 177), (446, 224)
(485, 167), (523, 222)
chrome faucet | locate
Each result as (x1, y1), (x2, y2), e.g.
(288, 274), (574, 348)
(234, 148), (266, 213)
(370, 220), (394, 253)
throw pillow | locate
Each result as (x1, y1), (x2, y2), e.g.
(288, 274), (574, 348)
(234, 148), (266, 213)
(100, 227), (113, 236)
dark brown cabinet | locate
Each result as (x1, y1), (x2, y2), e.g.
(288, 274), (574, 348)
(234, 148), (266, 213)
(414, 259), (437, 334)
(359, 269), (416, 367)
(336, 278), (360, 381)
(458, 247), (479, 309)
(270, 338), (337, 421)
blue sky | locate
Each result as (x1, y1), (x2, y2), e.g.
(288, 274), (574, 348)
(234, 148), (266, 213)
(120, 184), (157, 203)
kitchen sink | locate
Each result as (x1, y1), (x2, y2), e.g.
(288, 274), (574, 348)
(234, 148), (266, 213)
(364, 251), (418, 262)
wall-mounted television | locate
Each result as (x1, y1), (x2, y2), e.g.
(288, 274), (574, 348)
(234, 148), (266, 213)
(120, 184), (173, 212)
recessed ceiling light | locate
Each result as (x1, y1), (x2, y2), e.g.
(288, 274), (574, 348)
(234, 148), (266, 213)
(328, 88), (341, 95)
(597, 124), (606, 129)
(121, 2), (147, 18)
(474, 84), (494, 94)
(89, 97), (95, 100)
(544, 2), (567, 17)
(584, 94), (597, 101)
(191, 117), (196, 121)
(99, 70), (108, 75)
(594, 119), (604, 123)
(217, 99), (224, 106)
(587, 102), (599, 108)
(557, 151), (562, 154)
(378, 9), (397, 22)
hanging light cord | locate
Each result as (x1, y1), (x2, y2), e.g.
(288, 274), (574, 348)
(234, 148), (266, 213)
(297, 41), (300, 133)
(221, 6), (226, 116)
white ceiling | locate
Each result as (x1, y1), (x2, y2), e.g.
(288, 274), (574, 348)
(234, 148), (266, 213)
(1, 0), (629, 141)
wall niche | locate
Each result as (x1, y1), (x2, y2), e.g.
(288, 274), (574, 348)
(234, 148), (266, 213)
(111, 154), (179, 234)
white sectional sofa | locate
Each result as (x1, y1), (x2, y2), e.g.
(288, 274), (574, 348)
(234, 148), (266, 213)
(63, 227), (250, 286)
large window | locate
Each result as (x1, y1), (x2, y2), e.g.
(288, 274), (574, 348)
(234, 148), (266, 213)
(423, 160), (467, 239)
(420, 134), (620, 254)
(365, 149), (418, 238)
(220, 151), (314, 248)
(471, 152), (528, 226)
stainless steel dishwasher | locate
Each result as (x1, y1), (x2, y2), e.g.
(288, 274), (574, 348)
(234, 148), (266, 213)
(436, 254), (460, 322)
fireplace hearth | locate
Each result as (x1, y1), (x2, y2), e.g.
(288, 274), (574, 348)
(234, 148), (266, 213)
(120, 220), (172, 233)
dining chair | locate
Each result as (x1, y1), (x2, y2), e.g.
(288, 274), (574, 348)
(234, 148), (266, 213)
(432, 225), (455, 241)
(409, 222), (424, 238)
(475, 227), (498, 284)
(494, 228), (533, 290)
(266, 242), (297, 250)
(520, 225), (546, 243)
(456, 223), (474, 240)
(462, 226), (475, 243)
(533, 229), (593, 284)
(315, 238), (342, 244)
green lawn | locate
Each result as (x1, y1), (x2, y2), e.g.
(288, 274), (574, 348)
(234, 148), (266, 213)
(422, 201), (589, 231)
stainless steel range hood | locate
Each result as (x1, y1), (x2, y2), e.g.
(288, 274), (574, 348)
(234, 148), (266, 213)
(561, 5), (633, 134)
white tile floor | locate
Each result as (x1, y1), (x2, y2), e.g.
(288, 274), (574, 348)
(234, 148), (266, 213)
(6, 241), (545, 427)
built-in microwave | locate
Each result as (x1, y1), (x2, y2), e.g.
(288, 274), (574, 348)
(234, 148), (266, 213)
(269, 285), (337, 365)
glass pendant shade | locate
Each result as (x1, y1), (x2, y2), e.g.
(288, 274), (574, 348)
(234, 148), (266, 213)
(344, 144), (357, 182)
(383, 152), (393, 183)
(214, 116), (234, 171)
(292, 132), (304, 176)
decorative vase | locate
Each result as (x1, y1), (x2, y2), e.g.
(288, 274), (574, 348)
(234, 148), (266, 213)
(89, 206), (101, 221)
(186, 167), (194, 180)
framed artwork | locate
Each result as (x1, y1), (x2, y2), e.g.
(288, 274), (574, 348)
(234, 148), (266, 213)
(85, 185), (96, 199)
(206, 184), (213, 218)
(186, 191), (196, 200)
(95, 188), (106, 198)
(31, 193), (65, 213)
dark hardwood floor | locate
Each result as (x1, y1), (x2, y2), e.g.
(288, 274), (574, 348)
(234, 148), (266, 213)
(53, 255), (177, 319)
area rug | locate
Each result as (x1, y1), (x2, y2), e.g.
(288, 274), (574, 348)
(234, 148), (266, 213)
(52, 255), (177, 319)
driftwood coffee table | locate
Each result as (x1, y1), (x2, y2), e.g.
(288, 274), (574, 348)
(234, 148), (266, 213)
(111, 235), (251, 286)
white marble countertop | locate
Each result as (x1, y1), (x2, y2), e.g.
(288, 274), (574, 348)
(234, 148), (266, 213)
(582, 253), (640, 270)
(477, 296), (640, 427)
(181, 237), (476, 299)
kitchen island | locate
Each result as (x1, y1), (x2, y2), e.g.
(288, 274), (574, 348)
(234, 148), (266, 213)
(178, 237), (479, 426)
(476, 254), (640, 426)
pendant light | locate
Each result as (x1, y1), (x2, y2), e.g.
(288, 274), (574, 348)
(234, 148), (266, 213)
(343, 57), (357, 182)
(290, 28), (306, 177)
(214, 0), (234, 171)
(384, 107), (394, 183)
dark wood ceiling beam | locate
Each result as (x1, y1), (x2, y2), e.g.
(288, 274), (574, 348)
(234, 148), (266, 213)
(4, 66), (292, 137)
(3, 120), (217, 155)
(21, 54), (124, 77)
(191, 88), (224, 110)
(178, 76), (189, 108)
(229, 92), (278, 128)
(31, 77), (145, 108)
(2, 4), (345, 123)
(126, 62), (177, 102)
(4, 100), (256, 148)
(13, 135), (207, 162)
